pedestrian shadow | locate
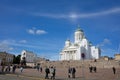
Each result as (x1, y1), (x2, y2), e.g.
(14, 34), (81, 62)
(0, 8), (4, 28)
(0, 72), (12, 75)
(0, 72), (5, 75)
(55, 77), (83, 80)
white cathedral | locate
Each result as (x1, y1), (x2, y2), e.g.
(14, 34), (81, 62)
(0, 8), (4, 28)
(59, 27), (101, 61)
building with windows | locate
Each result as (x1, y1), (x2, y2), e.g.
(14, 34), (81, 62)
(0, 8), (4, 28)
(21, 50), (37, 66)
(59, 26), (101, 61)
(0, 52), (14, 65)
(114, 54), (120, 60)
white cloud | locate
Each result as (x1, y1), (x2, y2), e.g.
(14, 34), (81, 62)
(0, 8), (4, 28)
(1, 40), (15, 44)
(75, 7), (120, 18)
(32, 7), (120, 19)
(27, 28), (47, 35)
(0, 40), (14, 52)
(97, 38), (111, 47)
(19, 40), (27, 43)
(36, 30), (47, 34)
(0, 39), (59, 53)
(0, 44), (13, 51)
(96, 38), (118, 57)
(0, 39), (28, 52)
(102, 38), (111, 45)
(101, 48), (117, 57)
(28, 29), (35, 34)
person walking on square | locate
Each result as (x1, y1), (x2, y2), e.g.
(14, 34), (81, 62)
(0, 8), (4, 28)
(36, 64), (40, 72)
(10, 65), (13, 73)
(89, 66), (93, 73)
(45, 66), (50, 79)
(8, 65), (10, 72)
(68, 67), (71, 78)
(20, 66), (23, 73)
(40, 67), (42, 73)
(71, 67), (76, 78)
(93, 66), (97, 73)
(112, 67), (116, 75)
(53, 66), (56, 79)
(50, 66), (55, 80)
(12, 65), (16, 73)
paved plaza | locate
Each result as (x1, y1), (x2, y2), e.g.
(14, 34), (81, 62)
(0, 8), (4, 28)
(0, 67), (120, 80)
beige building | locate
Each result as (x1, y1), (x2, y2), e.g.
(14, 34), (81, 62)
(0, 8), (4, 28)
(115, 54), (120, 60)
(99, 56), (110, 61)
(0, 52), (14, 65)
(104, 56), (109, 61)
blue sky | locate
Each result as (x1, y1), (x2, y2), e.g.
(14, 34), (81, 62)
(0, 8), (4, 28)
(0, 0), (120, 60)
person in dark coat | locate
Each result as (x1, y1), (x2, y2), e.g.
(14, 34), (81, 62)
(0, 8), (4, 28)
(36, 65), (40, 72)
(89, 66), (93, 73)
(68, 67), (71, 78)
(112, 67), (116, 75)
(53, 66), (56, 79)
(93, 66), (97, 72)
(12, 65), (16, 73)
(40, 67), (42, 73)
(71, 67), (76, 78)
(45, 67), (50, 79)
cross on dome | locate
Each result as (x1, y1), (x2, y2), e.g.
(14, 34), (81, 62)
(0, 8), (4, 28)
(76, 24), (83, 32)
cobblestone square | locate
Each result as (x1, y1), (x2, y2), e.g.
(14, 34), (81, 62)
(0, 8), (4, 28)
(0, 67), (120, 80)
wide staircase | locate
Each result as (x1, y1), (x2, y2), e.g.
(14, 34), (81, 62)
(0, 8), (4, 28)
(41, 60), (120, 68)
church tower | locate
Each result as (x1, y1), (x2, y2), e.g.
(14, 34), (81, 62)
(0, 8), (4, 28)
(74, 26), (84, 43)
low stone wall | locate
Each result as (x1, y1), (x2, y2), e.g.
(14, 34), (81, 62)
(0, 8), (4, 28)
(40, 60), (120, 68)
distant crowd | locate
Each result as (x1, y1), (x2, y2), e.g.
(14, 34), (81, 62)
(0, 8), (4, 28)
(0, 64), (17, 73)
(0, 64), (24, 73)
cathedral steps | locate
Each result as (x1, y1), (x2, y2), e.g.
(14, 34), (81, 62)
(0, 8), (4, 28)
(41, 60), (120, 69)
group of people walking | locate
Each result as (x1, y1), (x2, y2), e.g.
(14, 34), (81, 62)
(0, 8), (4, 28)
(0, 64), (17, 73)
(45, 66), (56, 80)
(68, 67), (76, 78)
(89, 65), (117, 75)
(89, 66), (97, 73)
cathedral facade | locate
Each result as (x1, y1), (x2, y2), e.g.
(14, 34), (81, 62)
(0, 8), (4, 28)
(59, 27), (101, 61)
